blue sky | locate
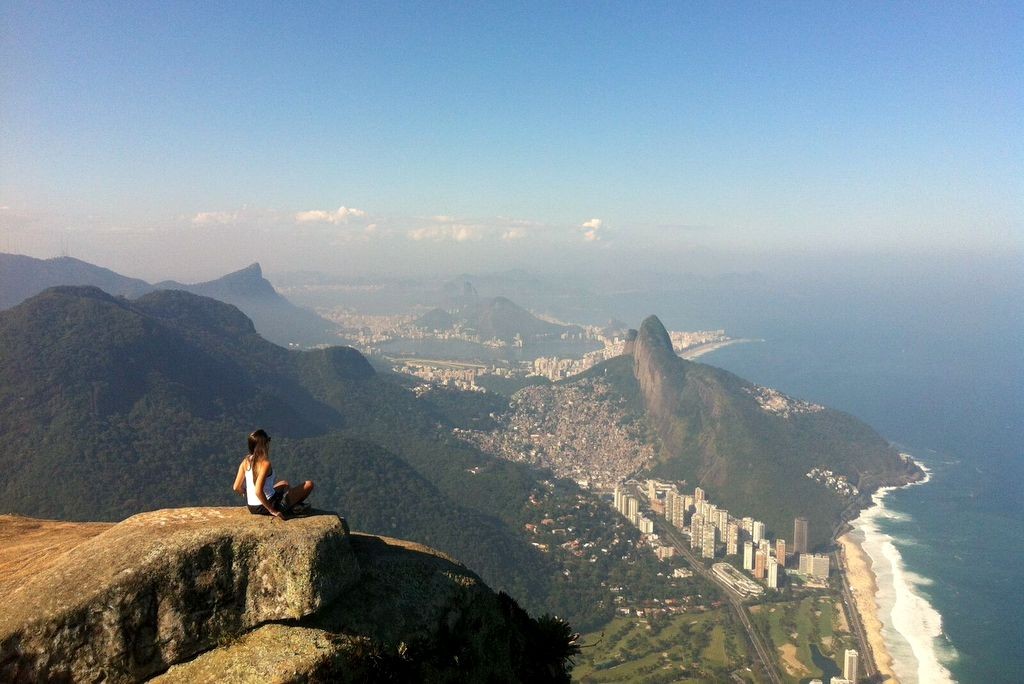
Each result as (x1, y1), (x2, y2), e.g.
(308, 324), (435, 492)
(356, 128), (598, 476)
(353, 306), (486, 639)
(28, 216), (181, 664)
(1, 2), (1020, 279)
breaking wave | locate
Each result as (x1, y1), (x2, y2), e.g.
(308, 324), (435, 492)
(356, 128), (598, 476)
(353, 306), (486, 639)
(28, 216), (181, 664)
(853, 460), (957, 683)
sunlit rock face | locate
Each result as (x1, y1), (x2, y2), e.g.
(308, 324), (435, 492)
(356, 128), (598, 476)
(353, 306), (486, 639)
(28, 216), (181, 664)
(0, 508), (573, 684)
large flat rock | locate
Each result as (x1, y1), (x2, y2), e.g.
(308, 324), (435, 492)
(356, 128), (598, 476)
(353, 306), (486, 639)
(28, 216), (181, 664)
(150, 624), (354, 684)
(0, 508), (358, 683)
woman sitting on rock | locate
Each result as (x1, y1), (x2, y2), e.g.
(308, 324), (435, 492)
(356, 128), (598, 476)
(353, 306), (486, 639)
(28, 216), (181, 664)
(232, 429), (313, 517)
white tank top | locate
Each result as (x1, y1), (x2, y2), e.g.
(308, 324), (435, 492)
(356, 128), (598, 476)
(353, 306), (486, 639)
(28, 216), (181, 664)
(245, 457), (277, 506)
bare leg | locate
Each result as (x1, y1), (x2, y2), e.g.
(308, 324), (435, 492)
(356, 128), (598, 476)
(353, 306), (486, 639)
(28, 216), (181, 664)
(285, 480), (314, 507)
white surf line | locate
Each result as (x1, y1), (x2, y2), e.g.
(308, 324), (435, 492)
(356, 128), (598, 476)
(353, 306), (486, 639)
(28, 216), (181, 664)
(856, 459), (955, 684)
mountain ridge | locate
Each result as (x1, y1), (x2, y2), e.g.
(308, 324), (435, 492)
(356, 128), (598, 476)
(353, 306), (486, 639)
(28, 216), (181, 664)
(415, 295), (581, 342)
(0, 253), (337, 347)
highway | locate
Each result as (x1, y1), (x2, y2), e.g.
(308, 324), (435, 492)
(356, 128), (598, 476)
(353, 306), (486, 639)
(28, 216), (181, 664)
(831, 502), (878, 680)
(656, 520), (782, 684)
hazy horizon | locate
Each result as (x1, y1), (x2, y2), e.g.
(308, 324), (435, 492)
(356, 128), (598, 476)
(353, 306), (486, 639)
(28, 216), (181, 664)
(2, 3), (1020, 283)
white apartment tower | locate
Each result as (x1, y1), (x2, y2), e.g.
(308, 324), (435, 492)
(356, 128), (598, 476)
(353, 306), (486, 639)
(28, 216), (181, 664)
(701, 525), (717, 559)
(843, 649), (859, 683)
(716, 508), (729, 531)
(690, 513), (705, 550)
(752, 520), (766, 545)
(767, 557), (779, 589)
(726, 522), (739, 556)
(664, 489), (678, 522)
(743, 541), (754, 570)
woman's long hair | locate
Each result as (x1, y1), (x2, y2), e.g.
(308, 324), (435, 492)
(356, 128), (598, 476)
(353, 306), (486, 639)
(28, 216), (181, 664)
(247, 429), (271, 477)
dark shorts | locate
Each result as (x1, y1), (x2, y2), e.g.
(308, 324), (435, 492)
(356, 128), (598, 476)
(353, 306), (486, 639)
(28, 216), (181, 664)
(247, 488), (285, 515)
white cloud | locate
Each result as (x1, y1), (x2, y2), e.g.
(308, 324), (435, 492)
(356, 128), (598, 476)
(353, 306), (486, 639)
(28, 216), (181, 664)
(408, 224), (481, 242)
(502, 228), (527, 241)
(192, 211), (241, 226)
(295, 206), (367, 224)
(580, 217), (604, 241)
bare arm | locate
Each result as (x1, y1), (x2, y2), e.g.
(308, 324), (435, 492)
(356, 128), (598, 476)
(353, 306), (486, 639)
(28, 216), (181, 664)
(253, 461), (282, 517)
(232, 460), (247, 496)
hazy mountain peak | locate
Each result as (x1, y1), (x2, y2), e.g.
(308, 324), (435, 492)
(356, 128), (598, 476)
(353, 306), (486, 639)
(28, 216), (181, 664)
(637, 315), (673, 351)
(195, 262), (277, 299)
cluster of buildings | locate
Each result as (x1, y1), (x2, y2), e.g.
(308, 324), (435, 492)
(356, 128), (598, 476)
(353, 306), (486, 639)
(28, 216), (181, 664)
(531, 337), (627, 381)
(394, 361), (484, 392)
(614, 479), (832, 591)
(459, 380), (657, 488)
(531, 329), (730, 382)
(668, 329), (727, 352)
(612, 484), (677, 562)
(806, 467), (860, 497)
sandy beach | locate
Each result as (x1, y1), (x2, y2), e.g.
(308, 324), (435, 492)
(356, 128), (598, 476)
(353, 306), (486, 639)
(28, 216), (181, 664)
(679, 337), (760, 360)
(839, 531), (900, 683)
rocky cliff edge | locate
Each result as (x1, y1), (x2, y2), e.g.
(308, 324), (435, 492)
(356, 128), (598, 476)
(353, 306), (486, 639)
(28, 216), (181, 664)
(0, 508), (573, 683)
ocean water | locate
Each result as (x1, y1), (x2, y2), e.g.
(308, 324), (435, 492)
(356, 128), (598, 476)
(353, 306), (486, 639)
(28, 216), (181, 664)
(603, 268), (1023, 683)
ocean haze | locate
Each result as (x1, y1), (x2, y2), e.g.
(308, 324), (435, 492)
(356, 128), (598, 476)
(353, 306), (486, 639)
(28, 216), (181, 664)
(669, 265), (1022, 683)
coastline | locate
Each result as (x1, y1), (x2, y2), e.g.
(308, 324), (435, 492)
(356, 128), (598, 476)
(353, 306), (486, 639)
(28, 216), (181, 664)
(839, 529), (900, 683)
(844, 459), (954, 684)
(679, 337), (761, 360)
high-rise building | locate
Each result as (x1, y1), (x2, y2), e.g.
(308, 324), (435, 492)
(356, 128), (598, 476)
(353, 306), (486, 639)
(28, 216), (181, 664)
(754, 548), (767, 579)
(627, 496), (639, 520)
(638, 515), (654, 534)
(694, 486), (705, 503)
(752, 520), (766, 545)
(664, 489), (678, 522)
(613, 485), (622, 511)
(672, 499), (686, 529)
(716, 509), (729, 531)
(743, 541), (754, 571)
(799, 553), (830, 578)
(794, 516), (809, 555)
(702, 525), (717, 559)
(690, 513), (705, 550)
(843, 649), (859, 683)
(776, 539), (787, 567)
(726, 522), (739, 556)
(767, 557), (779, 589)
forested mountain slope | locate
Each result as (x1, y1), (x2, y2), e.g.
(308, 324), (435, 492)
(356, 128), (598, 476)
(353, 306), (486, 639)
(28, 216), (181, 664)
(0, 286), (558, 609)
(604, 316), (922, 547)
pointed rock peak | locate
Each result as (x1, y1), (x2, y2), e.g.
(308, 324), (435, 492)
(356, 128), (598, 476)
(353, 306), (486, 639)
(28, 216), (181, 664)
(194, 262), (278, 300)
(227, 263), (263, 279)
(637, 315), (673, 351)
